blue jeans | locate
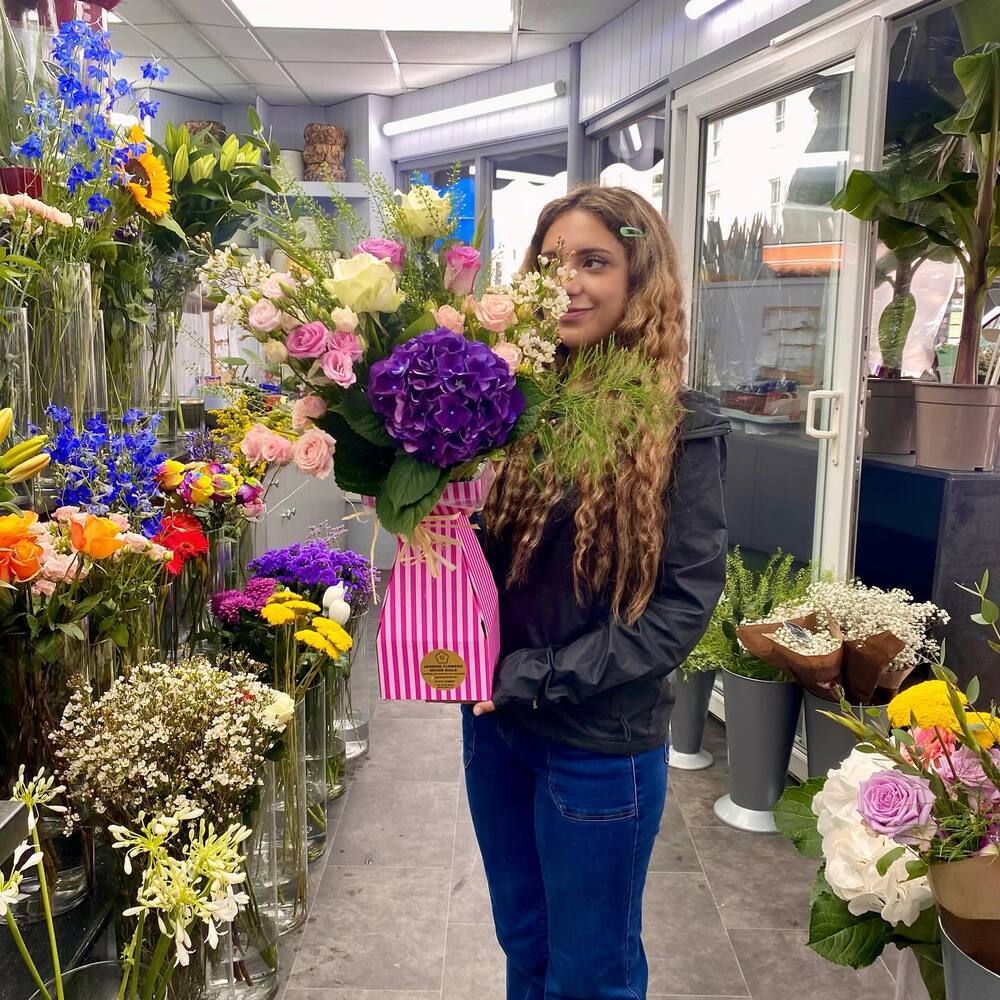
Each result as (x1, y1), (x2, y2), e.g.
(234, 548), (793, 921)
(462, 706), (668, 1000)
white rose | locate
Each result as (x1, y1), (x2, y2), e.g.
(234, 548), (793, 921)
(324, 253), (405, 314)
(261, 690), (295, 732)
(331, 307), (359, 332)
(396, 185), (451, 238)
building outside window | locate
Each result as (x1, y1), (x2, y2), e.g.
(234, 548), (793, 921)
(709, 120), (723, 159)
(597, 111), (666, 208)
(774, 98), (786, 134)
(768, 177), (782, 230)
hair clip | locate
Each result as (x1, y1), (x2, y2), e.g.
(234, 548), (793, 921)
(619, 226), (646, 239)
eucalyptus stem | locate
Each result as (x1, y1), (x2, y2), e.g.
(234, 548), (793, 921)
(5, 910), (52, 1000)
(31, 823), (64, 1000)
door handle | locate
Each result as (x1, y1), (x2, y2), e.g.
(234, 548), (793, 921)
(805, 389), (843, 464)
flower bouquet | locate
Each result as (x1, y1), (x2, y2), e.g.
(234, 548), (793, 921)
(202, 168), (669, 700)
(776, 666), (1000, 996)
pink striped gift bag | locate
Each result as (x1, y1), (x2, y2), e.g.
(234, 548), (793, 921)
(376, 469), (499, 702)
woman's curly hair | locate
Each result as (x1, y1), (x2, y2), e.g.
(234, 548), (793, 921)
(485, 184), (688, 625)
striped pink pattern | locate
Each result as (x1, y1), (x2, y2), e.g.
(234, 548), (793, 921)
(376, 474), (500, 702)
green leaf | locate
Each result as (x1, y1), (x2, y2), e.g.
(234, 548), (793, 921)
(319, 410), (394, 496)
(152, 213), (187, 241)
(375, 468), (449, 538)
(877, 293), (915, 371)
(875, 845), (907, 877)
(56, 621), (87, 642)
(774, 779), (825, 858)
(337, 389), (394, 448)
(384, 453), (445, 511)
(965, 675), (980, 704)
(937, 48), (1000, 137)
(247, 104), (262, 132)
(808, 871), (892, 968)
(507, 376), (547, 446)
(975, 597), (999, 625)
(398, 310), (438, 344)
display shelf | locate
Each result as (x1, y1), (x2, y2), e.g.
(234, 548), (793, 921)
(266, 181), (369, 200)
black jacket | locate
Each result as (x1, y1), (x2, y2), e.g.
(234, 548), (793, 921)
(484, 389), (729, 755)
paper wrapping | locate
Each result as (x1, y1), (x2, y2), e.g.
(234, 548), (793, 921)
(930, 856), (1000, 975)
(375, 472), (499, 702)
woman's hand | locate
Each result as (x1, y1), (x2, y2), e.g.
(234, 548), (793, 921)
(472, 700), (495, 716)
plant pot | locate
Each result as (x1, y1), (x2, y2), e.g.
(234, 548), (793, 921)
(940, 916), (1000, 995)
(29, 961), (126, 1000)
(714, 669), (802, 833)
(668, 669), (717, 770)
(803, 690), (887, 778)
(914, 383), (1000, 472)
(0, 165), (42, 197)
(928, 855), (1000, 976)
(865, 377), (916, 455)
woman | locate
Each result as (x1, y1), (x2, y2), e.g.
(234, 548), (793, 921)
(465, 185), (728, 1000)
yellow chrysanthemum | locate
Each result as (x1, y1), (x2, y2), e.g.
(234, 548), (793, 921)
(283, 600), (321, 614)
(261, 603), (296, 627)
(887, 680), (969, 732)
(124, 131), (172, 218)
(266, 589), (302, 604)
(311, 617), (353, 652)
(295, 629), (339, 658)
(965, 711), (1000, 749)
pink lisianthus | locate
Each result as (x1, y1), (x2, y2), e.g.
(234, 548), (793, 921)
(356, 238), (405, 271)
(292, 428), (335, 480)
(292, 394), (327, 431)
(474, 292), (517, 333)
(248, 297), (283, 333)
(444, 245), (482, 295)
(286, 321), (334, 360)
(431, 303), (465, 334)
(329, 330), (363, 361)
(320, 349), (357, 388)
(261, 272), (297, 300)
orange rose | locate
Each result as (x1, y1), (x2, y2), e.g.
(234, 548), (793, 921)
(0, 510), (43, 583)
(69, 515), (127, 560)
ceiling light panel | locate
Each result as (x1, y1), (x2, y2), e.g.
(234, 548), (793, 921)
(231, 0), (512, 32)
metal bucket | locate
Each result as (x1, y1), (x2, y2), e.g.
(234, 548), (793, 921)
(669, 669), (717, 770)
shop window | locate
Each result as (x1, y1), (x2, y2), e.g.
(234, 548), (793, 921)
(409, 162), (476, 245)
(597, 111), (666, 208)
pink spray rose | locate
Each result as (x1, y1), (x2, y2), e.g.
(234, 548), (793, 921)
(431, 304), (465, 334)
(355, 238), (405, 271)
(319, 349), (357, 388)
(52, 505), (80, 523)
(285, 321), (333, 360)
(329, 330), (363, 361)
(259, 430), (294, 465)
(292, 428), (335, 480)
(261, 272), (297, 300)
(493, 342), (523, 375)
(444, 245), (482, 295)
(248, 297), (283, 333)
(474, 292), (516, 333)
(291, 394), (327, 431)
(240, 423), (270, 464)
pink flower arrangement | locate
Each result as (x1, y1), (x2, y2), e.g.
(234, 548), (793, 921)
(241, 424), (293, 466)
(292, 428), (335, 480)
(443, 245), (482, 295)
(286, 321), (333, 359)
(249, 298), (283, 333)
(291, 394), (327, 431)
(474, 292), (517, 333)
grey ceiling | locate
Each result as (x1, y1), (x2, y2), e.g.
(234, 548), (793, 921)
(113, 0), (637, 105)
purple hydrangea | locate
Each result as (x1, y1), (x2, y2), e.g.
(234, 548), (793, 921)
(211, 577), (278, 624)
(367, 328), (525, 468)
(248, 542), (378, 605)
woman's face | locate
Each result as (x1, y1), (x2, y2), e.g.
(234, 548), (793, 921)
(541, 209), (629, 350)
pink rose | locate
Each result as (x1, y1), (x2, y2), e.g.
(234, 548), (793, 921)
(291, 394), (327, 431)
(320, 349), (357, 388)
(329, 330), (363, 361)
(122, 531), (150, 553)
(431, 304), (465, 334)
(292, 428), (335, 480)
(259, 430), (293, 465)
(261, 272), (297, 300)
(493, 342), (523, 375)
(444, 245), (482, 295)
(108, 512), (130, 531)
(286, 321), (333, 360)
(53, 505), (80, 523)
(474, 292), (516, 333)
(249, 297), (283, 333)
(355, 238), (405, 271)
(240, 423), (270, 464)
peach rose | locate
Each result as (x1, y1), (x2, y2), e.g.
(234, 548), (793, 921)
(432, 304), (465, 334)
(492, 342), (523, 375)
(292, 428), (335, 480)
(259, 430), (293, 465)
(240, 423), (270, 464)
(292, 394), (327, 431)
(473, 292), (516, 333)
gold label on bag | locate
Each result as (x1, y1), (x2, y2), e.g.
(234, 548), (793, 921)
(420, 649), (467, 690)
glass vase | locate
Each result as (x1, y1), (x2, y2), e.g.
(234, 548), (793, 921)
(247, 698), (308, 935)
(147, 302), (180, 443)
(208, 525), (251, 595)
(103, 308), (148, 418)
(325, 658), (347, 802)
(332, 607), (371, 760)
(28, 961), (126, 1000)
(0, 307), (31, 431)
(205, 893), (279, 1000)
(28, 262), (98, 428)
(1, 630), (94, 921)
(304, 677), (328, 863)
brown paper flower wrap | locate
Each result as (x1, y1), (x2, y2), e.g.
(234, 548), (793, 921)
(841, 632), (909, 705)
(736, 613), (845, 700)
(928, 855), (1000, 975)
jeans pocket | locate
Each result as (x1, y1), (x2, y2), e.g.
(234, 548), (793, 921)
(546, 744), (638, 822)
(461, 705), (476, 769)
(664, 742), (670, 764)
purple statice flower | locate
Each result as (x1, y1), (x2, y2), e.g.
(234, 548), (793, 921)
(367, 328), (525, 468)
(858, 770), (937, 846)
(248, 542), (378, 605)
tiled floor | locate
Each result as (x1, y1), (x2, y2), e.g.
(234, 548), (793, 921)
(278, 647), (899, 1000)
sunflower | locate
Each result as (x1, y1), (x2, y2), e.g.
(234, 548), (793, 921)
(123, 126), (171, 218)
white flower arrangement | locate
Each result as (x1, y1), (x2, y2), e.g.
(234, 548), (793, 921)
(55, 655), (287, 831)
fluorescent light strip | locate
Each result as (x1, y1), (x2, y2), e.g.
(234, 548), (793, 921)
(685, 0), (729, 19)
(383, 81), (566, 136)
(231, 0), (513, 31)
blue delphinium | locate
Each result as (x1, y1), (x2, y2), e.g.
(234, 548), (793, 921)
(45, 405), (167, 536)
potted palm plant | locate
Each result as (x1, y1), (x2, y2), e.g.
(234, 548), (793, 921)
(707, 548), (811, 833)
(833, 45), (1000, 471)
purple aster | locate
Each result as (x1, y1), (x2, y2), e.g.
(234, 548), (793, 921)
(367, 328), (525, 468)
